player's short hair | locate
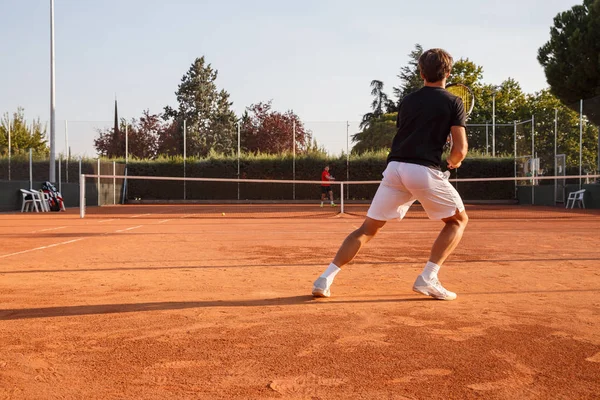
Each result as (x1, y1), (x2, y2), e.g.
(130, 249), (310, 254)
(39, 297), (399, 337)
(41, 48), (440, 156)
(418, 49), (453, 83)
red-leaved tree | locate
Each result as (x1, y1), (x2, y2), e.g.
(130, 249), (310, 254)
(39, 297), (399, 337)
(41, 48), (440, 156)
(94, 110), (167, 159)
(241, 102), (312, 154)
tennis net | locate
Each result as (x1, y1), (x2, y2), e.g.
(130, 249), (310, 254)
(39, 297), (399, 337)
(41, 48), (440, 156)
(79, 173), (600, 220)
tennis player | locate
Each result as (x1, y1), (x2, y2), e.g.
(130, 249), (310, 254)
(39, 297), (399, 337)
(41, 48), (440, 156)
(320, 165), (336, 207)
(312, 48), (468, 300)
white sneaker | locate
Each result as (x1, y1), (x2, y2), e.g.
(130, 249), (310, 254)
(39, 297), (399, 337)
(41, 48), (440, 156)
(412, 275), (457, 301)
(312, 277), (331, 298)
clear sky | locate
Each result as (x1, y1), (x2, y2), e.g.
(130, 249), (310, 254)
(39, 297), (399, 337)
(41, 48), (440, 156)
(0, 0), (580, 156)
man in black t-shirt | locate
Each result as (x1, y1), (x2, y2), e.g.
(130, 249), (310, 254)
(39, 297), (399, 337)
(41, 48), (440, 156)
(312, 48), (469, 301)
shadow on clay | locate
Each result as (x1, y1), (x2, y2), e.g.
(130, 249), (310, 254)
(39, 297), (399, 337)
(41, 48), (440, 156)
(0, 296), (432, 321)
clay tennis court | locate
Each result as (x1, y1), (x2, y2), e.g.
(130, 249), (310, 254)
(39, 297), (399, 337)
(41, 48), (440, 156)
(1, 204), (600, 399)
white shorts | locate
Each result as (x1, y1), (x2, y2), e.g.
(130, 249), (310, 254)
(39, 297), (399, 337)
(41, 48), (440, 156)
(367, 162), (465, 221)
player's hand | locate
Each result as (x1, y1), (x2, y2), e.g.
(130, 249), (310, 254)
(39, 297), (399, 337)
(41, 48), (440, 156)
(446, 158), (461, 169)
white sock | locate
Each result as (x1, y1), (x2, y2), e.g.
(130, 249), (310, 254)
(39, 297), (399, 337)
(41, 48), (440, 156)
(421, 261), (440, 281)
(330, 201), (334, 205)
(319, 263), (341, 284)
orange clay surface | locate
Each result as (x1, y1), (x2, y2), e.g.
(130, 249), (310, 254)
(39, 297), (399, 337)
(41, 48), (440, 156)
(1, 204), (600, 399)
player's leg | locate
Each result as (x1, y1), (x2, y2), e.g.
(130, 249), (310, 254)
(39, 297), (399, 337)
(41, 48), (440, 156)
(403, 164), (468, 300)
(429, 209), (468, 266)
(328, 189), (335, 206)
(320, 188), (326, 207)
(312, 162), (414, 297)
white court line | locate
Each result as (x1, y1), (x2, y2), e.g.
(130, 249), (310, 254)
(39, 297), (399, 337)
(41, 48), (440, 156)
(98, 219), (116, 223)
(0, 238), (85, 259)
(130, 213), (151, 218)
(115, 225), (143, 233)
(157, 219), (171, 224)
(30, 226), (67, 233)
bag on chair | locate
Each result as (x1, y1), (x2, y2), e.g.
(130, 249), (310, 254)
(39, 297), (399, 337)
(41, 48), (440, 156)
(42, 181), (64, 212)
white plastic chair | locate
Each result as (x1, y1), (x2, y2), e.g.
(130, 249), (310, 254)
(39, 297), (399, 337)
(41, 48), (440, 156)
(566, 189), (585, 209)
(20, 189), (39, 212)
(38, 190), (51, 212)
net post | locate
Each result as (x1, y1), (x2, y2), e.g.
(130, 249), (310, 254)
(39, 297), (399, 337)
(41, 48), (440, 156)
(80, 173), (85, 219)
(340, 183), (344, 214)
(113, 161), (116, 205)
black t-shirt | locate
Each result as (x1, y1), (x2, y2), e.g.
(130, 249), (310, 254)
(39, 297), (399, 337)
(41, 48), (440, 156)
(387, 86), (466, 170)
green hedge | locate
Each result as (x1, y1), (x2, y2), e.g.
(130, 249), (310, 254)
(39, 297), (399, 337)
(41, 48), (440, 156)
(124, 154), (516, 201)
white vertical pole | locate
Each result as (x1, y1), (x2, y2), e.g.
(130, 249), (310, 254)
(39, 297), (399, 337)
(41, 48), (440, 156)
(554, 108), (558, 204)
(29, 149), (33, 190)
(531, 115), (535, 205)
(580, 99), (583, 189)
(513, 121), (517, 199)
(65, 120), (68, 183)
(78, 157), (81, 185)
(49, 0), (56, 183)
(346, 121), (349, 200)
(58, 155), (62, 193)
(7, 120), (10, 181)
(492, 93), (496, 157)
(125, 123), (128, 164)
(79, 173), (85, 218)
(113, 161), (116, 205)
(340, 183), (344, 214)
(293, 120), (296, 200)
(485, 122), (489, 156)
(97, 158), (100, 206)
(183, 120), (186, 200)
(237, 121), (240, 201)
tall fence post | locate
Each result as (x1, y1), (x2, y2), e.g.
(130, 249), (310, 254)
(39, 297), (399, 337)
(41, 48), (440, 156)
(340, 183), (344, 214)
(183, 120), (187, 201)
(346, 121), (350, 200)
(125, 122), (128, 165)
(58, 155), (62, 193)
(531, 115), (535, 205)
(554, 108), (558, 204)
(485, 122), (489, 156)
(237, 121), (240, 201)
(293, 120), (296, 201)
(97, 158), (101, 206)
(580, 99), (583, 189)
(65, 119), (69, 183)
(492, 93), (496, 157)
(513, 121), (517, 199)
(113, 161), (116, 205)
(7, 120), (10, 181)
(29, 149), (33, 190)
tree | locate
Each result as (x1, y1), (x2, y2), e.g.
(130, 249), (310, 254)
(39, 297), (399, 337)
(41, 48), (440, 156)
(393, 44), (424, 102)
(360, 80), (395, 129)
(240, 101), (313, 154)
(164, 57), (237, 156)
(351, 113), (396, 155)
(0, 108), (48, 156)
(538, 0), (600, 125)
(94, 110), (165, 159)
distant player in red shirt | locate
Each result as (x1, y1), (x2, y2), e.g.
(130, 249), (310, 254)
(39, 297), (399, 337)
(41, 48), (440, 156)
(320, 165), (336, 207)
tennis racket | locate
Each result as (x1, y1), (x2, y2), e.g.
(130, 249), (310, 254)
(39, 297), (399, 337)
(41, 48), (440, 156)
(443, 83), (475, 178)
